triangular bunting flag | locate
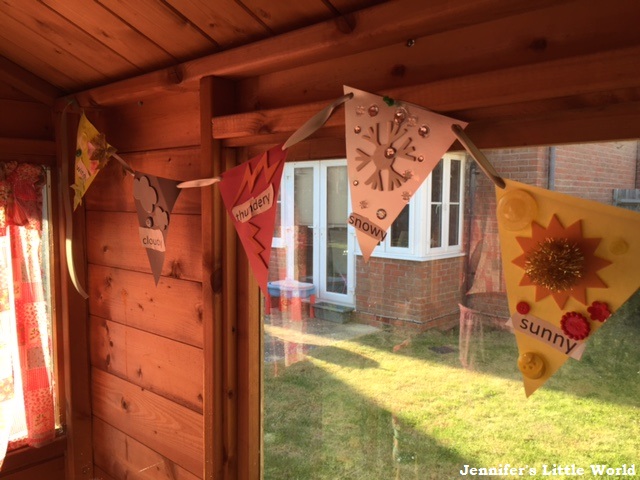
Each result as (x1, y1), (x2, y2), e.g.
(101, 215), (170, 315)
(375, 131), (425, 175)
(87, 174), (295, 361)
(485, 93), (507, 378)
(73, 113), (116, 210)
(218, 144), (288, 298)
(133, 172), (182, 285)
(496, 179), (640, 396)
(344, 86), (467, 261)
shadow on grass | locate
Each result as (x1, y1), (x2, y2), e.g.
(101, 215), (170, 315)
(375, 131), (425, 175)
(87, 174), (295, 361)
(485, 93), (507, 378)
(307, 345), (380, 369)
(351, 290), (640, 408)
(263, 359), (478, 480)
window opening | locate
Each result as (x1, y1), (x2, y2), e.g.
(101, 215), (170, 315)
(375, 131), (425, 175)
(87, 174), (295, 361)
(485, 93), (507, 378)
(0, 163), (57, 467)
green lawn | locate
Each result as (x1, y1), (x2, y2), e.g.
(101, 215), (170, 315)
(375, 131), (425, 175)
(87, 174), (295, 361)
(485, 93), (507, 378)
(264, 297), (640, 479)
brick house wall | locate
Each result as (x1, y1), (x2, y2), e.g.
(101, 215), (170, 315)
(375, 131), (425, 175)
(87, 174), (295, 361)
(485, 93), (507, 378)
(553, 142), (638, 204)
(353, 255), (466, 331)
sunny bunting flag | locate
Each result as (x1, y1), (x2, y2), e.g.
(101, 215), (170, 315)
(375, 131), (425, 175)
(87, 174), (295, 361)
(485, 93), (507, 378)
(496, 180), (640, 396)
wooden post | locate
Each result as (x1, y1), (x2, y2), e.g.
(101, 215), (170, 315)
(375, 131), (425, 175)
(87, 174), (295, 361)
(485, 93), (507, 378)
(53, 110), (94, 479)
(200, 76), (237, 480)
(236, 213), (262, 480)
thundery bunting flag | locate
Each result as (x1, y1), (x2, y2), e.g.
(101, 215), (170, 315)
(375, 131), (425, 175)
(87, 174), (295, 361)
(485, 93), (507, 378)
(218, 144), (288, 298)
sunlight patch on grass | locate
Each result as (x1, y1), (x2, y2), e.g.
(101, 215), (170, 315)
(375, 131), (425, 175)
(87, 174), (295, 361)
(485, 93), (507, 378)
(265, 314), (640, 479)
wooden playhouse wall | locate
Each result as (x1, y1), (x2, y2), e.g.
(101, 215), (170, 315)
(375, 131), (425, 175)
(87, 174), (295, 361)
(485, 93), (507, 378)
(84, 90), (205, 479)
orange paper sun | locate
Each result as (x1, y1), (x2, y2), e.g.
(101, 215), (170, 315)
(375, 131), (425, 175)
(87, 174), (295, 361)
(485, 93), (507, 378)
(513, 215), (611, 308)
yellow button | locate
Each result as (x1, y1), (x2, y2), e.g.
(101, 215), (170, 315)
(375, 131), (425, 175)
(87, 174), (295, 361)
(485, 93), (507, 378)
(497, 189), (538, 231)
(517, 352), (546, 379)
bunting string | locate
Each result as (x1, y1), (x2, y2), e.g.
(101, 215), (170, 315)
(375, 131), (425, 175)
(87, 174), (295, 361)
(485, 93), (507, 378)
(451, 124), (505, 189)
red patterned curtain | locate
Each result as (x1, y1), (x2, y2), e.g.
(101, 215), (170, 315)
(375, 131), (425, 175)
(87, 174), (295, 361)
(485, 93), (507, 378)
(0, 162), (55, 469)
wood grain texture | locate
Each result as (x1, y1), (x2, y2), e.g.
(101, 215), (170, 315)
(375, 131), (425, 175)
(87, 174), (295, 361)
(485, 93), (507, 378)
(0, 0), (133, 81)
(236, 237), (261, 480)
(240, 0), (333, 34)
(237, 0), (640, 111)
(102, 91), (201, 153)
(0, 456), (65, 480)
(93, 418), (200, 480)
(0, 138), (56, 165)
(200, 76), (237, 480)
(95, 0), (215, 59)
(54, 112), (94, 480)
(85, 147), (202, 214)
(92, 466), (117, 480)
(91, 368), (203, 476)
(88, 264), (203, 348)
(165, 0), (268, 48)
(0, 57), (61, 105)
(71, 0), (559, 106)
(90, 316), (204, 412)
(0, 99), (53, 139)
(0, 30), (79, 90)
(86, 211), (202, 281)
(41, 0), (173, 71)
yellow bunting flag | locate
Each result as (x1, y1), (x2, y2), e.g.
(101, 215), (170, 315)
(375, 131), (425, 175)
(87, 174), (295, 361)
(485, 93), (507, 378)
(344, 86), (466, 261)
(496, 179), (640, 396)
(72, 113), (116, 210)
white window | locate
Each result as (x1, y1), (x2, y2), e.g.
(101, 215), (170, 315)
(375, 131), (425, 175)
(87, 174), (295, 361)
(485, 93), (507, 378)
(371, 153), (466, 261)
(272, 160), (355, 305)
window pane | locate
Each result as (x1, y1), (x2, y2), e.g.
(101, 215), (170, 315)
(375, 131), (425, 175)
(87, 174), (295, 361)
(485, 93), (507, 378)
(431, 161), (443, 203)
(390, 204), (410, 248)
(430, 204), (441, 248)
(294, 168), (314, 282)
(448, 204), (460, 246)
(294, 168), (314, 226)
(449, 159), (461, 202)
(273, 190), (282, 239)
(326, 166), (348, 294)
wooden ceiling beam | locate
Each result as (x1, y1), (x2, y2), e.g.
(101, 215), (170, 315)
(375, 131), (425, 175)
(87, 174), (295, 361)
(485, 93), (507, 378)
(465, 101), (640, 149)
(0, 56), (62, 106)
(237, 0), (640, 111)
(66, 0), (564, 108)
(234, 100), (640, 159)
(211, 45), (640, 146)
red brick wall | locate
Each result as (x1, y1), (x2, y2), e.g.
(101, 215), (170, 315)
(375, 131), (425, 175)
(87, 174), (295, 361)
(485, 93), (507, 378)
(354, 255), (466, 330)
(553, 142), (638, 204)
(269, 246), (287, 281)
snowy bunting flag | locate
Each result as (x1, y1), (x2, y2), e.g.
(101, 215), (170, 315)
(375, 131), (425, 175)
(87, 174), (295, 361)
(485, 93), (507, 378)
(344, 86), (467, 261)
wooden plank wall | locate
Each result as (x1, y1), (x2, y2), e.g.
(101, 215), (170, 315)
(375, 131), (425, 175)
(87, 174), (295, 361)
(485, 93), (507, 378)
(0, 78), (55, 165)
(85, 90), (206, 479)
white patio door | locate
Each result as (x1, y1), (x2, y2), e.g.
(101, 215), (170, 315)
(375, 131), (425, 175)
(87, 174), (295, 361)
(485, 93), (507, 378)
(282, 159), (354, 305)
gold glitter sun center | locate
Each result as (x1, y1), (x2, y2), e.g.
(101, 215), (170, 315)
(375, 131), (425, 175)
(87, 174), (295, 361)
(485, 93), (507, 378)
(513, 215), (611, 308)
